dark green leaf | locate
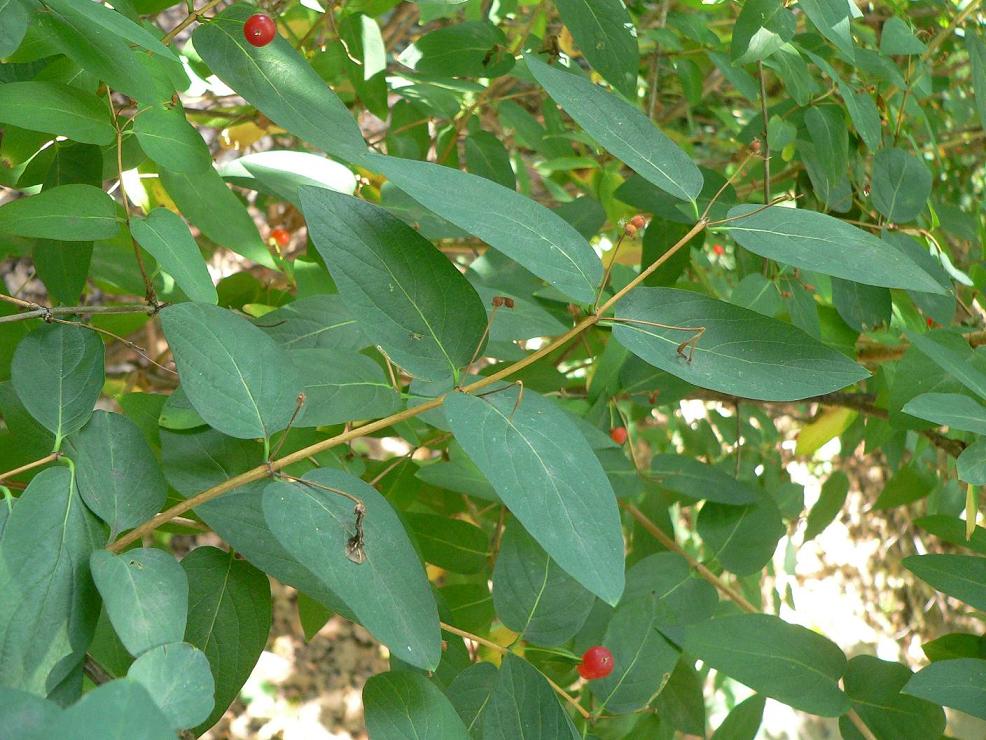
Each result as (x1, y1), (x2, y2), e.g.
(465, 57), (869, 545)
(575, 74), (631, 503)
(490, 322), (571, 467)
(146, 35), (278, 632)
(12, 323), (104, 446)
(831, 279), (891, 332)
(903, 554), (986, 611)
(219, 149), (357, 206)
(880, 17), (926, 56)
(46, 679), (174, 738)
(725, 206), (944, 293)
(906, 329), (986, 399)
(366, 153), (602, 304)
(465, 129), (516, 189)
(257, 295), (367, 351)
(130, 208), (217, 304)
(403, 21), (512, 78)
(842, 655), (945, 740)
(554, 0), (639, 97)
(134, 105), (212, 175)
(0, 184), (120, 241)
(871, 148), (932, 223)
(90, 548), (188, 656)
(159, 302), (302, 440)
(526, 54), (701, 203)
(444, 386), (625, 605)
(902, 393), (986, 434)
(290, 349), (401, 426)
(613, 287), (868, 401)
(959, 440), (986, 485)
(33, 241), (92, 306)
(72, 411), (167, 536)
(652, 659), (706, 735)
(482, 653), (579, 739)
(731, 0), (796, 64)
(181, 546), (271, 734)
(263, 468), (441, 670)
(697, 495), (785, 575)
(799, 0), (855, 60)
(682, 614), (850, 716)
(623, 552), (719, 629)
(127, 642), (215, 731)
(711, 694), (766, 739)
(492, 521), (595, 646)
(873, 463), (936, 509)
(804, 471), (849, 541)
(650, 454), (758, 505)
(448, 661), (498, 737)
(0, 81), (114, 145)
(363, 671), (469, 739)
(903, 658), (986, 721)
(301, 186), (487, 380)
(193, 4), (367, 162)
(969, 34), (986, 130)
(406, 512), (488, 574)
(0, 0), (31, 57)
(0, 467), (103, 694)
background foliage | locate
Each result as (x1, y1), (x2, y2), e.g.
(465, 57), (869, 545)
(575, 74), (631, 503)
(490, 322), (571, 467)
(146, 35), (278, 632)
(1, 0), (985, 737)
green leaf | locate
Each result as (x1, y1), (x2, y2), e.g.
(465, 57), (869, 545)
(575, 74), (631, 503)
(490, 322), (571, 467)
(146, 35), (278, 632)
(34, 241), (92, 306)
(363, 671), (470, 740)
(915, 516), (986, 557)
(650, 454), (758, 505)
(903, 658), (986, 721)
(71, 411), (168, 536)
(526, 54), (701, 204)
(0, 688), (60, 738)
(12, 323), (104, 446)
(831, 278), (891, 332)
(0, 0), (31, 57)
(871, 148), (932, 223)
(127, 642), (215, 731)
(842, 655), (945, 740)
(134, 105), (212, 174)
(697, 495), (785, 575)
(444, 386), (625, 605)
(448, 661), (498, 737)
(46, 679), (174, 739)
(873, 463), (936, 509)
(589, 597), (680, 713)
(554, 0), (639, 97)
(219, 149), (357, 206)
(402, 21), (512, 78)
(365, 153), (602, 304)
(0, 467), (103, 695)
(724, 206), (944, 293)
(612, 287), (869, 401)
(0, 184), (120, 241)
(406, 512), (488, 574)
(193, 4), (367, 162)
(301, 186), (487, 380)
(711, 694), (766, 739)
(969, 34), (986, 131)
(290, 349), (401, 427)
(0, 81), (114, 145)
(682, 614), (850, 716)
(958, 440), (986, 485)
(804, 471), (849, 541)
(257, 295), (367, 351)
(623, 552), (719, 629)
(902, 393), (986, 434)
(482, 653), (579, 739)
(906, 330), (986, 399)
(44, 0), (179, 64)
(492, 521), (595, 646)
(731, 0), (796, 64)
(159, 302), (302, 440)
(465, 129), (516, 190)
(130, 208), (217, 304)
(880, 17), (926, 56)
(158, 166), (273, 268)
(90, 548), (188, 656)
(181, 546), (271, 734)
(799, 0), (855, 61)
(263, 468), (441, 670)
(903, 554), (986, 611)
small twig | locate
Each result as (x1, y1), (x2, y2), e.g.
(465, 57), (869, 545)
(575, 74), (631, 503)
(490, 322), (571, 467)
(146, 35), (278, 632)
(593, 232), (627, 312)
(162, 0), (229, 44)
(268, 393), (307, 461)
(757, 61), (771, 204)
(0, 452), (62, 483)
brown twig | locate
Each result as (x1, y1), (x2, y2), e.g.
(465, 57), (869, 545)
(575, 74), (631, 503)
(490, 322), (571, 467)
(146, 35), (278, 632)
(0, 452), (62, 482)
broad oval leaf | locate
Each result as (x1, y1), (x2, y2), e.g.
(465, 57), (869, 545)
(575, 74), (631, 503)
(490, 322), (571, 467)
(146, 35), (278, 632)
(134, 105), (212, 175)
(613, 287), (868, 401)
(0, 688), (60, 738)
(682, 613), (850, 716)
(903, 554), (986, 611)
(482, 653), (580, 739)
(159, 302), (302, 440)
(444, 386), (625, 605)
(725, 205), (945, 293)
(0, 0), (31, 57)
(406, 512), (488, 575)
(72, 410), (168, 537)
(220, 149), (357, 206)
(90, 548), (188, 656)
(903, 392), (986, 435)
(871, 148), (931, 223)
(958, 440), (986, 485)
(130, 208), (217, 304)
(731, 0), (796, 64)
(697, 495), (785, 575)
(364, 671), (469, 740)
(799, 0), (855, 61)
(257, 294), (367, 351)
(0, 184), (120, 241)
(0, 467), (103, 694)
(301, 186), (487, 380)
(554, 0), (639, 97)
(12, 323), (104, 445)
(181, 546), (271, 734)
(263, 468), (442, 670)
(492, 521), (595, 646)
(127, 642), (215, 732)
(902, 658), (986, 721)
(843, 655), (945, 739)
(448, 662), (498, 737)
(526, 54), (702, 203)
(0, 81), (115, 145)
(290, 349), (402, 427)
(46, 679), (174, 739)
(651, 454), (759, 505)
(193, 3), (367, 162)
(366, 153), (602, 304)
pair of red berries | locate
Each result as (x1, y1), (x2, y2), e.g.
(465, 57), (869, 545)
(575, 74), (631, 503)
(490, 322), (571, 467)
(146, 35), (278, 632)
(578, 645), (614, 680)
(244, 13), (277, 47)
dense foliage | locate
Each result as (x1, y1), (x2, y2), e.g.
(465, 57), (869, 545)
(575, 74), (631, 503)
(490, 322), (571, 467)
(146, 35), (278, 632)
(1, 0), (985, 736)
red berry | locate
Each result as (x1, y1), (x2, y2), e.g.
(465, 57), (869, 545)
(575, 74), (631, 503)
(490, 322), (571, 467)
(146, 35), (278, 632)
(629, 214), (647, 229)
(244, 13), (276, 47)
(713, 244), (725, 256)
(926, 317), (935, 328)
(577, 646), (614, 680)
(609, 427), (628, 445)
(623, 222), (638, 238)
(270, 227), (291, 247)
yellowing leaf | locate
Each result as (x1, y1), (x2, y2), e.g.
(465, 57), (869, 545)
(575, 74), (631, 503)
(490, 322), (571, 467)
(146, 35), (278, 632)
(796, 407), (857, 456)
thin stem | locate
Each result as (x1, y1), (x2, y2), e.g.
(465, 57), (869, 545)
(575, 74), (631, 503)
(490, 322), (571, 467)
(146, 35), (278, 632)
(0, 302), (158, 325)
(757, 61), (771, 204)
(162, 0), (228, 44)
(439, 622), (591, 721)
(0, 452), (62, 483)
(593, 232), (627, 312)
